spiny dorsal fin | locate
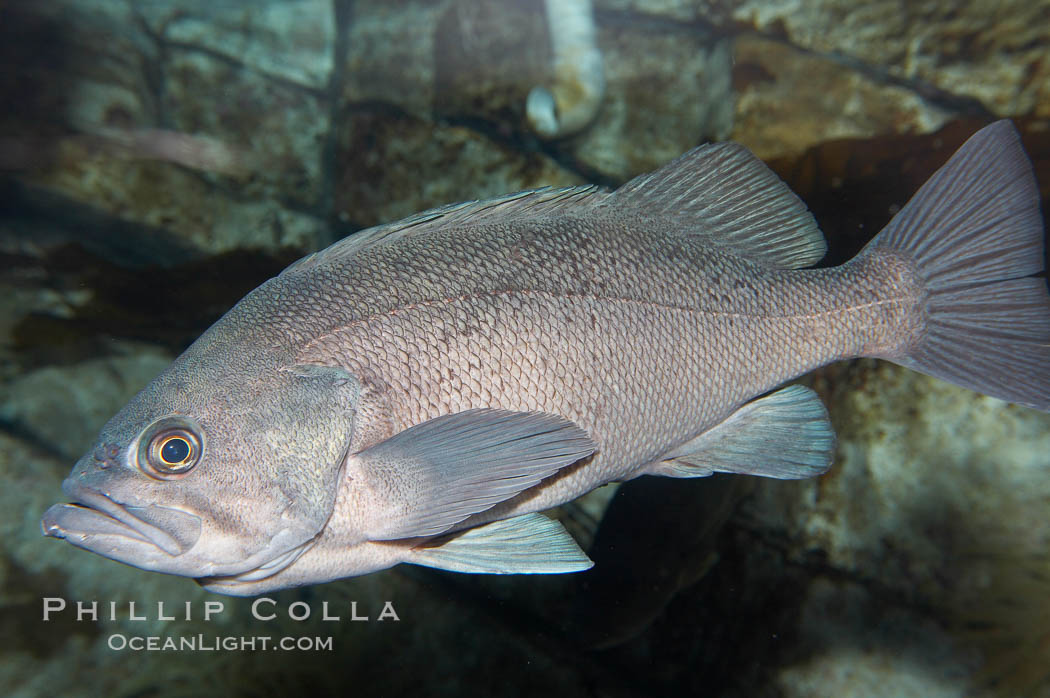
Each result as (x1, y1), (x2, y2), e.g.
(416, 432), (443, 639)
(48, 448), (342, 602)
(602, 142), (826, 269)
(285, 185), (610, 274)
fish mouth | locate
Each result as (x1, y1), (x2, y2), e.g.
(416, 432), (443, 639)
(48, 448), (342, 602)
(41, 478), (202, 558)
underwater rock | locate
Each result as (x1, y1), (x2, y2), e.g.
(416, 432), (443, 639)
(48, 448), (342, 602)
(1, 0), (330, 261)
(22, 146), (328, 258)
(745, 361), (1050, 601)
(0, 349), (173, 461)
(568, 474), (752, 649)
(608, 0), (1048, 123)
(434, 0), (733, 180)
(732, 0), (1050, 119)
(3, 244), (303, 378)
(727, 1), (1048, 158)
(137, 0), (336, 91)
(0, 252), (92, 383)
(598, 0), (746, 26)
(157, 48), (330, 211)
(333, 107), (581, 229)
(607, 2), (1045, 161)
(731, 35), (952, 160)
(775, 577), (981, 697)
(565, 18), (733, 180)
(345, 0), (454, 117)
(740, 361), (1050, 693)
(434, 0), (551, 134)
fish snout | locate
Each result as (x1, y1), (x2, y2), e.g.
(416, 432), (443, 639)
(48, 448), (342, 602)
(43, 478), (202, 557)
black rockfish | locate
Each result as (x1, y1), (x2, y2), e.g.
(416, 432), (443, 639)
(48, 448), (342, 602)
(43, 121), (1048, 595)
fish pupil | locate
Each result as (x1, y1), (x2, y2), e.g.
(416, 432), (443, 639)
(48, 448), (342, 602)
(161, 436), (190, 464)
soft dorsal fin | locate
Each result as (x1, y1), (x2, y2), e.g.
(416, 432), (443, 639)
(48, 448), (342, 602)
(602, 142), (826, 269)
(285, 185), (610, 274)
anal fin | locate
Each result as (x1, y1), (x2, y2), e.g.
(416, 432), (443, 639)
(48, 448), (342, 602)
(408, 514), (593, 574)
(650, 385), (835, 480)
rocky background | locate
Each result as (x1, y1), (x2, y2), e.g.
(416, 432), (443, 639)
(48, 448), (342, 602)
(1, 0), (1049, 696)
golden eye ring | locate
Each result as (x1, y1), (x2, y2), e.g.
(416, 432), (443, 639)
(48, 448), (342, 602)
(137, 417), (204, 479)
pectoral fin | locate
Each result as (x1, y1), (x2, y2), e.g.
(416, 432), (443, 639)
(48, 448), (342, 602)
(649, 385), (835, 480)
(408, 514), (594, 574)
(348, 409), (595, 540)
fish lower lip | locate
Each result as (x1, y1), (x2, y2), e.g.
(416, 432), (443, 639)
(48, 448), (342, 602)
(43, 503), (160, 549)
(43, 480), (201, 556)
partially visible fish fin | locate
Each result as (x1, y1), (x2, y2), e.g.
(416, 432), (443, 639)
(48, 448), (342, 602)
(285, 186), (610, 273)
(648, 385), (835, 479)
(603, 143), (826, 269)
(407, 513), (593, 574)
(860, 120), (1050, 411)
(347, 409), (595, 541)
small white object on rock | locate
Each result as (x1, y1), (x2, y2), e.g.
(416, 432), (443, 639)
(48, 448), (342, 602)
(527, 0), (606, 139)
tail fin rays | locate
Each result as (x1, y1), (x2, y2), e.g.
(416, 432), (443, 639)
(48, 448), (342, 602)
(863, 120), (1050, 412)
(865, 120), (1044, 284)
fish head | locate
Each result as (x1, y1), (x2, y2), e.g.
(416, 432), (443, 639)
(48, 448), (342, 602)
(41, 326), (359, 582)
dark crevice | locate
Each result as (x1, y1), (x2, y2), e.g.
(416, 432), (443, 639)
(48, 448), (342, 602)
(0, 416), (71, 465)
(804, 47), (997, 119)
(436, 113), (624, 190)
(9, 242), (300, 369)
(129, 9), (170, 128)
(395, 565), (645, 698)
(1, 178), (202, 267)
(317, 0), (357, 245)
(733, 517), (945, 620)
(729, 24), (997, 119)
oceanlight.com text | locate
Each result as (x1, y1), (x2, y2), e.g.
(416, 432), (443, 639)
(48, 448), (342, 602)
(107, 634), (334, 652)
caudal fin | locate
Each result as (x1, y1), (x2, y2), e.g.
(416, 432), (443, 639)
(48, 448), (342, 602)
(862, 120), (1049, 411)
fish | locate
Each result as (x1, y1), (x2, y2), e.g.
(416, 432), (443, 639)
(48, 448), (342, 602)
(41, 120), (1049, 596)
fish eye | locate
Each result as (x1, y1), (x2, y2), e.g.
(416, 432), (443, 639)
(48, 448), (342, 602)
(137, 417), (204, 479)
(159, 435), (191, 465)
